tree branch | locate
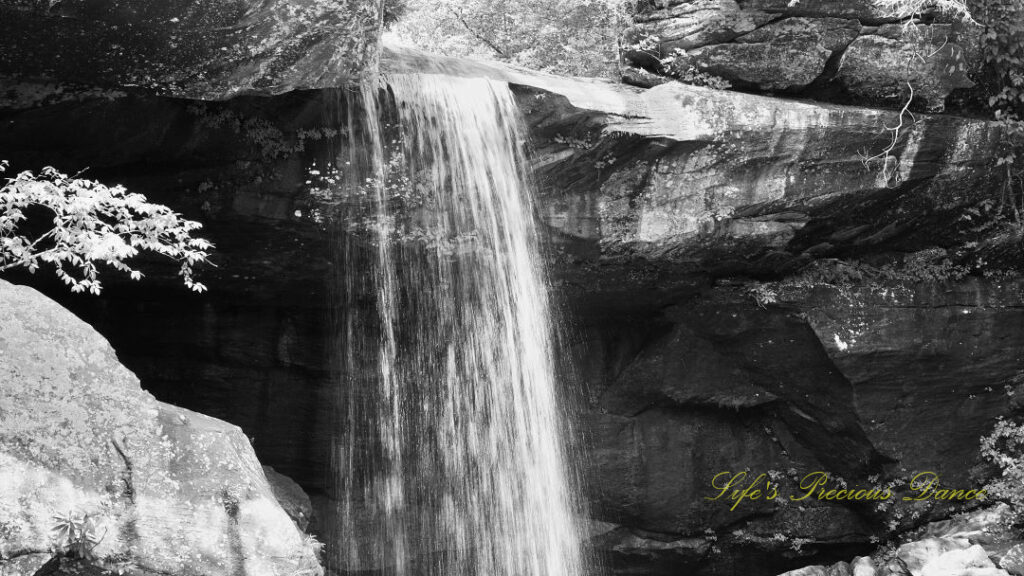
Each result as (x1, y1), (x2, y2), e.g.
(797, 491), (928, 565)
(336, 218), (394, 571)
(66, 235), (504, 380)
(445, 7), (507, 58)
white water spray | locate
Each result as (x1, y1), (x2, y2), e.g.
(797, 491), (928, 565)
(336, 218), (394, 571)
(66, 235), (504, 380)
(331, 74), (585, 576)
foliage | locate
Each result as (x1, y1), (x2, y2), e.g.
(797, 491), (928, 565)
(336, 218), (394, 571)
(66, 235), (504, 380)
(980, 418), (1024, 517)
(970, 0), (1024, 227)
(974, 0), (1024, 162)
(186, 104), (342, 161)
(794, 250), (970, 285)
(747, 283), (779, 308)
(746, 250), (972, 304)
(387, 0), (633, 77)
(661, 48), (733, 90)
(383, 0), (409, 28)
(873, 0), (973, 19)
(620, 33), (733, 89)
(50, 510), (102, 560)
(0, 162), (212, 294)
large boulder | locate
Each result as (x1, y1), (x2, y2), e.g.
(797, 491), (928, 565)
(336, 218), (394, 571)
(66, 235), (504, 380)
(663, 17), (861, 91)
(0, 280), (322, 576)
(633, 0), (776, 52)
(835, 23), (980, 111)
(628, 0), (983, 109)
(0, 0), (383, 99)
(776, 506), (1022, 576)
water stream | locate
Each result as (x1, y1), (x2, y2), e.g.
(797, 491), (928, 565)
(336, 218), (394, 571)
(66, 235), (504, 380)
(330, 74), (585, 576)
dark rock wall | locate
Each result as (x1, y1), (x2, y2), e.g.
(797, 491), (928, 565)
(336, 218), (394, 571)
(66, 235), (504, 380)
(568, 281), (1024, 574)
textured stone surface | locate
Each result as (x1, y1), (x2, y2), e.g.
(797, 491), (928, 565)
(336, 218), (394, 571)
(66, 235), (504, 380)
(508, 67), (1010, 277)
(898, 538), (973, 574)
(921, 545), (1006, 576)
(571, 280), (1024, 574)
(634, 0), (775, 51)
(778, 566), (829, 576)
(737, 0), (897, 22)
(0, 553), (49, 576)
(790, 283), (1024, 489)
(850, 557), (877, 576)
(836, 23), (978, 111)
(264, 465), (314, 532)
(0, 0), (383, 99)
(629, 0), (983, 109)
(779, 506), (1024, 576)
(1002, 544), (1024, 575)
(0, 280), (321, 576)
(665, 17), (860, 91)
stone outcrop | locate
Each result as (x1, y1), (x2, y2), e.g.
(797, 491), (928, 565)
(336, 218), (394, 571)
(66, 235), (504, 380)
(264, 465), (314, 532)
(0, 280), (322, 576)
(776, 504), (1023, 575)
(0, 0), (383, 100)
(627, 0), (982, 110)
(570, 279), (1024, 575)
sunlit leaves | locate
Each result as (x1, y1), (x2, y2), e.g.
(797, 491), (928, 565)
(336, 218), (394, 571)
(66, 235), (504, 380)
(0, 161), (212, 295)
(975, 1), (1024, 170)
(388, 0), (632, 77)
(872, 0), (973, 20)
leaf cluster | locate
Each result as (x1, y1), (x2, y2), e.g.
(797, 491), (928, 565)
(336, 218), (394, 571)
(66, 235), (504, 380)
(387, 0), (634, 77)
(980, 417), (1024, 519)
(0, 162), (213, 294)
(50, 510), (102, 560)
(974, 0), (1024, 166)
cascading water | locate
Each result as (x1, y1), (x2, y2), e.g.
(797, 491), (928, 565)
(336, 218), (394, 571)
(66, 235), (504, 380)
(328, 74), (585, 576)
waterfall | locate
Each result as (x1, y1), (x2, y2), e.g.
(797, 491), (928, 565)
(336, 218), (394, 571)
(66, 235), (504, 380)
(329, 74), (585, 576)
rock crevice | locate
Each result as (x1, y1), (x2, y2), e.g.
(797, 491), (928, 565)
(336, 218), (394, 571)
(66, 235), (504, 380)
(626, 0), (981, 110)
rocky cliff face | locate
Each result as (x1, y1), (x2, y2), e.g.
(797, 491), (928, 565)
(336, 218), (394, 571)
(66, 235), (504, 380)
(625, 0), (981, 111)
(0, 280), (321, 576)
(1, 32), (1022, 576)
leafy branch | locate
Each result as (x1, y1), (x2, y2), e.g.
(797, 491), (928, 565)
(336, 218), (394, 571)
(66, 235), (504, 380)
(0, 161), (213, 294)
(445, 6), (507, 57)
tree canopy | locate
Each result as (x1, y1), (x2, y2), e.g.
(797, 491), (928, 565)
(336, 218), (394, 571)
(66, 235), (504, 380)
(386, 0), (631, 77)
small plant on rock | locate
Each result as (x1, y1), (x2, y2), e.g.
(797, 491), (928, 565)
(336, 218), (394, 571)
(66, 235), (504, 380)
(50, 511), (103, 560)
(980, 417), (1024, 520)
(661, 49), (732, 90)
(747, 282), (779, 308)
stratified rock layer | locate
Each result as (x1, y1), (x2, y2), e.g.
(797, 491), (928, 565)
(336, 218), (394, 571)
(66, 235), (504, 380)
(0, 280), (321, 576)
(627, 0), (981, 109)
(0, 0), (383, 99)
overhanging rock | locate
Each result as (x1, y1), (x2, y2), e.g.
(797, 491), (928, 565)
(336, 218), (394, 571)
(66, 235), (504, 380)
(0, 0), (384, 100)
